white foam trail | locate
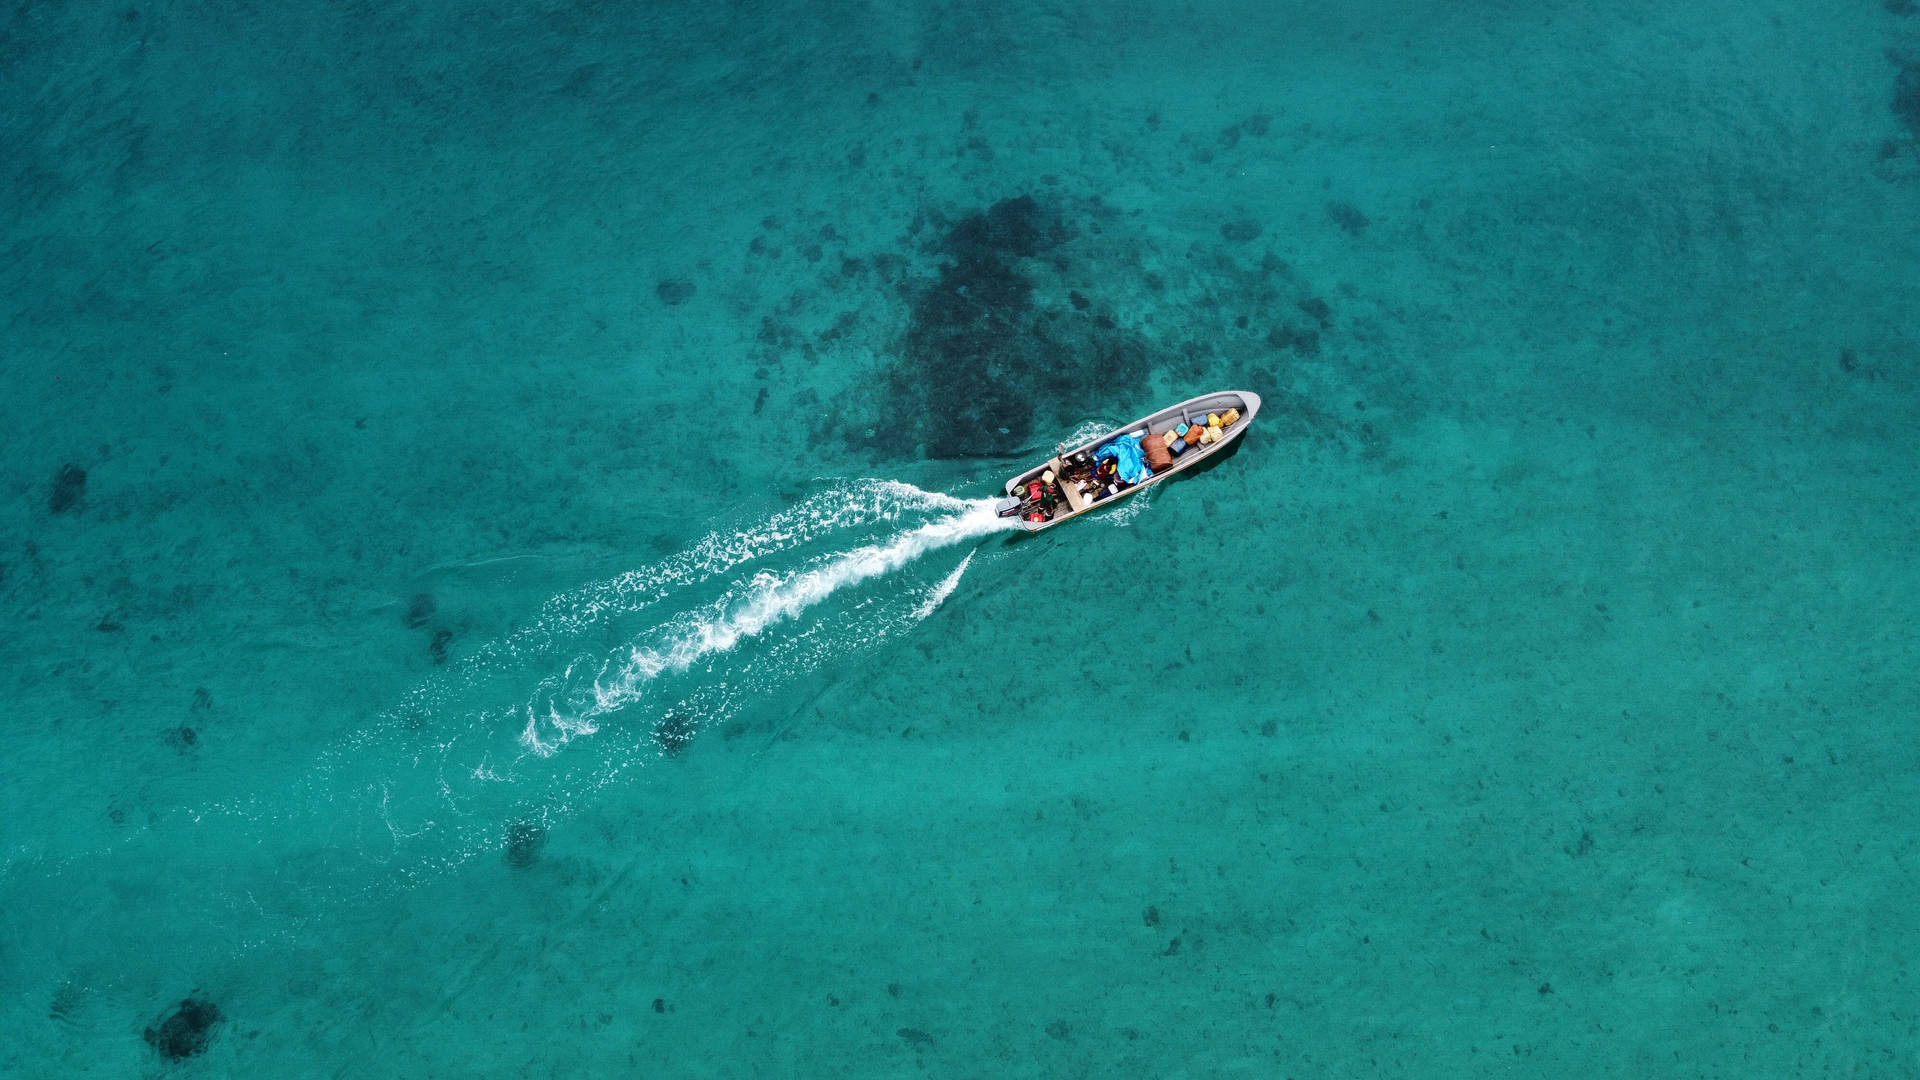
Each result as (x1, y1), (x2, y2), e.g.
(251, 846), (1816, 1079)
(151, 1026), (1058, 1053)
(912, 551), (973, 620)
(539, 479), (973, 636)
(382, 480), (973, 732)
(279, 479), (1025, 890)
(1104, 482), (1155, 526)
(0, 479), (1023, 994)
(1062, 418), (1121, 449)
(526, 501), (1011, 750)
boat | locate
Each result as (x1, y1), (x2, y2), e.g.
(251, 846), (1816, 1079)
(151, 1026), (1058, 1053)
(995, 390), (1261, 532)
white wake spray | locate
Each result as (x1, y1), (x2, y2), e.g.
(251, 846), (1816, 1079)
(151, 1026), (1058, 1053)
(0, 480), (1020, 991)
(374, 480), (974, 738)
(522, 501), (1009, 754)
(912, 551), (974, 620)
(316, 480), (1016, 882)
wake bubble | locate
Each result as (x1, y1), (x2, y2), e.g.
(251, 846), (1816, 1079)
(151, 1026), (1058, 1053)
(912, 551), (973, 621)
(542, 505), (1002, 744)
(315, 479), (1015, 886)
(373, 479), (970, 728)
(0, 480), (1017, 995)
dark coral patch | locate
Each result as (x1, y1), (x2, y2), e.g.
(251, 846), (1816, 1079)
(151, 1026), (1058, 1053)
(656, 278), (697, 306)
(504, 819), (547, 869)
(654, 708), (697, 757)
(1894, 56), (1920, 137)
(1266, 325), (1321, 355)
(889, 196), (1065, 456)
(955, 193), (1065, 259)
(49, 463), (87, 513)
(403, 592), (436, 629)
(429, 628), (453, 665)
(1326, 201), (1370, 235)
(1219, 219), (1263, 243)
(144, 994), (221, 1062)
(853, 194), (1153, 459)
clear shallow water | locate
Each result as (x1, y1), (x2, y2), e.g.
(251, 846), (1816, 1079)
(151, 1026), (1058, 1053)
(4, 480), (1012, 956)
(4, 0), (1919, 1075)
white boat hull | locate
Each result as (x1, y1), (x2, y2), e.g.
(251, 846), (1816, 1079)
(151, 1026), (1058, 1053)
(998, 390), (1261, 532)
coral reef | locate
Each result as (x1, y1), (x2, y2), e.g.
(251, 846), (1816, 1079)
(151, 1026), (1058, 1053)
(654, 707), (697, 757)
(403, 592), (436, 629)
(49, 463), (86, 513)
(655, 278), (696, 306)
(143, 994), (221, 1062)
(1219, 219), (1263, 243)
(1326, 200), (1370, 235)
(504, 819), (546, 868)
(852, 194), (1153, 458)
(1894, 54), (1920, 137)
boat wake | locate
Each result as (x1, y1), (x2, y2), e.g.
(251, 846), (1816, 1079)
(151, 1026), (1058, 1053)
(316, 478), (1016, 886)
(0, 478), (1016, 1013)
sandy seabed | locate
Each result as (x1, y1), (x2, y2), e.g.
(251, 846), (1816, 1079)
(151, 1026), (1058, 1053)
(3, 0), (1917, 1074)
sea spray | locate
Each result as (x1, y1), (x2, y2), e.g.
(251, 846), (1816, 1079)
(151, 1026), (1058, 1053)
(0, 478), (1021, 1014)
(550, 501), (1009, 741)
(0, 480), (1016, 1004)
(912, 551), (974, 620)
(375, 479), (973, 737)
(337, 481), (1014, 880)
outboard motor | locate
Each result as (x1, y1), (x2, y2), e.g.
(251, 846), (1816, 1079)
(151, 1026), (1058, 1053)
(998, 479), (1055, 522)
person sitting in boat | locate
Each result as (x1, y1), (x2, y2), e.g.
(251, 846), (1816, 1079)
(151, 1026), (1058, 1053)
(1092, 434), (1151, 497)
(1093, 454), (1122, 497)
(1021, 474), (1062, 521)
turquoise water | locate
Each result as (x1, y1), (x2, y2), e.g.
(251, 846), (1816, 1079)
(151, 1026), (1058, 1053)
(5, 0), (1919, 1074)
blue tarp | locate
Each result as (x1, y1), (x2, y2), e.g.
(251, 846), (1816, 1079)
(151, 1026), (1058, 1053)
(1095, 434), (1152, 484)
